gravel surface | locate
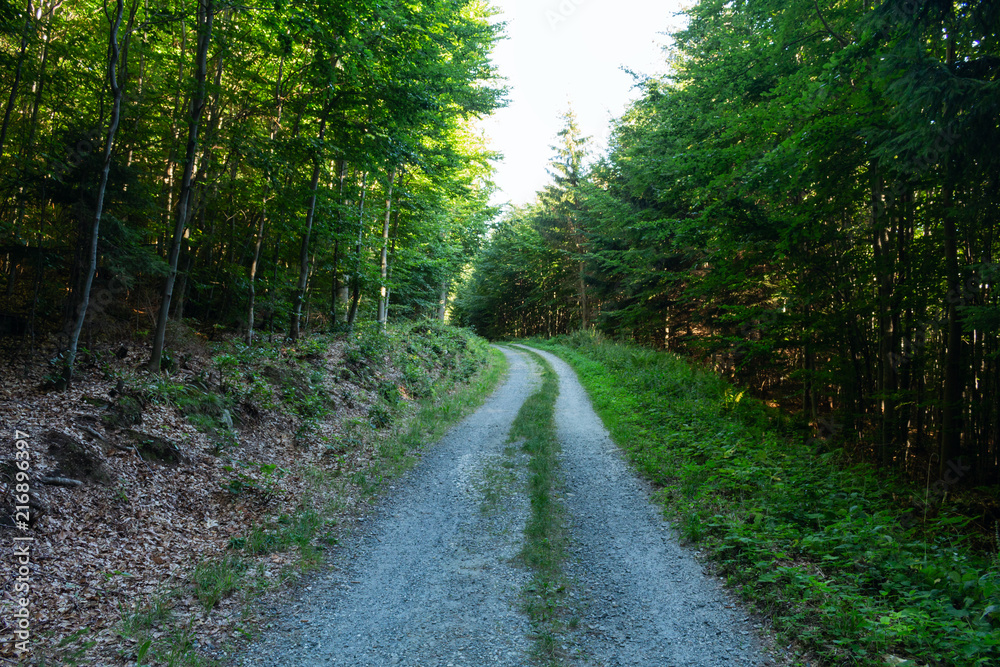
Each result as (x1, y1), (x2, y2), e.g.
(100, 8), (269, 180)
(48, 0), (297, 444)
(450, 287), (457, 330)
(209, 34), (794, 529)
(519, 345), (776, 666)
(239, 347), (539, 666)
(239, 345), (782, 666)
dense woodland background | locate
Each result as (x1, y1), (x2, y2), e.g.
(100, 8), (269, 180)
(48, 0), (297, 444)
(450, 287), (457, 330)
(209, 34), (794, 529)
(2, 1), (999, 489)
(0, 0), (502, 377)
(456, 0), (1000, 489)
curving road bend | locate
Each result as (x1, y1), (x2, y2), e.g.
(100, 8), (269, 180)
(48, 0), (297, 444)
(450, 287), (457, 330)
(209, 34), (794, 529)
(238, 345), (778, 666)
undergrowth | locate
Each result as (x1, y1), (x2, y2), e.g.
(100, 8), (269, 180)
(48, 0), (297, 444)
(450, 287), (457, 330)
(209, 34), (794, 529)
(531, 332), (1000, 667)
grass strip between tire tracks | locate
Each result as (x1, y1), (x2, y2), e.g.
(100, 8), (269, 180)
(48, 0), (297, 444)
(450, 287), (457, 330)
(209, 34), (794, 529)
(508, 348), (574, 666)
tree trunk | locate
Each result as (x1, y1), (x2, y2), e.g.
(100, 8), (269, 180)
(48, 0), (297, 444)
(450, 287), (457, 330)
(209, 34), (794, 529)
(64, 0), (130, 386)
(330, 158), (347, 326)
(24, 2), (52, 155)
(148, 0), (214, 372)
(245, 209), (265, 344)
(0, 0), (33, 157)
(376, 167), (397, 328)
(247, 54), (284, 344)
(940, 175), (964, 474)
(438, 279), (448, 322)
(290, 117), (326, 340)
(347, 172), (368, 326)
(939, 28), (964, 477)
(172, 245), (192, 320)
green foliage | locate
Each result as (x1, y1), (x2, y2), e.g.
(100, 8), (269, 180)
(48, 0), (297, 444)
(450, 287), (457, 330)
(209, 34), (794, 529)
(461, 0), (1000, 489)
(367, 404), (392, 429)
(345, 323), (390, 366)
(228, 510), (324, 558)
(0, 0), (503, 354)
(222, 461), (288, 500)
(191, 557), (247, 611)
(391, 319), (489, 392)
(455, 111), (595, 339)
(537, 338), (1000, 666)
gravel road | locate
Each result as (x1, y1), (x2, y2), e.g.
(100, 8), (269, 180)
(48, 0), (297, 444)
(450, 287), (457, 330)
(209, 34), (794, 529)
(238, 345), (779, 666)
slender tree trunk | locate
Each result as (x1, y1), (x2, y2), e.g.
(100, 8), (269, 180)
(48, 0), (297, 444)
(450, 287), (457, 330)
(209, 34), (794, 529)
(940, 175), (964, 473)
(173, 243), (192, 320)
(376, 167), (397, 328)
(330, 238), (341, 323)
(148, 0), (214, 371)
(330, 158), (347, 326)
(246, 209), (265, 344)
(290, 117), (326, 340)
(438, 279), (448, 322)
(23, 3), (52, 155)
(0, 0), (33, 157)
(939, 28), (964, 477)
(64, 0), (130, 386)
(160, 4), (188, 255)
(347, 172), (367, 326)
(247, 54), (284, 344)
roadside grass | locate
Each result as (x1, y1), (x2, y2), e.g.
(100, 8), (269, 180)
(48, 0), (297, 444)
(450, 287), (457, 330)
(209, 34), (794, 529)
(112, 324), (507, 667)
(508, 349), (573, 665)
(530, 332), (1000, 667)
(191, 556), (248, 611)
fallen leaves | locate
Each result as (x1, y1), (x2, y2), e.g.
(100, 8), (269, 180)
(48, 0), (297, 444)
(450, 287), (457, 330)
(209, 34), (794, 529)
(0, 334), (403, 664)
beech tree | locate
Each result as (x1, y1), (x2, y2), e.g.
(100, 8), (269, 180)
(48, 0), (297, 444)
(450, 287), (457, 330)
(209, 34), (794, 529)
(63, 0), (137, 386)
(0, 0), (503, 368)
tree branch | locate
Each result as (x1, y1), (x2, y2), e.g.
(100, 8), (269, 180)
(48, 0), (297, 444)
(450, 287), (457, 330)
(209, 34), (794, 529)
(814, 0), (848, 47)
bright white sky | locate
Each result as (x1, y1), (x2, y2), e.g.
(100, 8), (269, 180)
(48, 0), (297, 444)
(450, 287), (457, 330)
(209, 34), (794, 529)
(481, 0), (689, 208)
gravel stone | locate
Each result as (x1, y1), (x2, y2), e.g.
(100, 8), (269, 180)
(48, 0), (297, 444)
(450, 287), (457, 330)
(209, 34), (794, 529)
(239, 345), (779, 666)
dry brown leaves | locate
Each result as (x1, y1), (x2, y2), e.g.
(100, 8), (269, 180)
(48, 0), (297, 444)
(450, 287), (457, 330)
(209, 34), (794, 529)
(0, 333), (409, 665)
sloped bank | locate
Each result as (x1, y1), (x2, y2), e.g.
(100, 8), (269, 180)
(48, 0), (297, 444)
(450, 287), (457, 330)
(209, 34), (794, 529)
(0, 321), (505, 666)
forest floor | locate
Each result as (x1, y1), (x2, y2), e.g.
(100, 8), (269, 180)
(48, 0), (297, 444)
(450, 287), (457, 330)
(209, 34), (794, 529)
(0, 320), (502, 666)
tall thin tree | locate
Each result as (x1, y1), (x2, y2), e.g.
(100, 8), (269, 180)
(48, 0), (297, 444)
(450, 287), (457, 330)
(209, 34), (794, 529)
(63, 0), (134, 386)
(148, 0), (214, 371)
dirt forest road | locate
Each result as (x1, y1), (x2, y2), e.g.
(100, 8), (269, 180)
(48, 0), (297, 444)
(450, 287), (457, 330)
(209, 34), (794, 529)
(239, 346), (778, 666)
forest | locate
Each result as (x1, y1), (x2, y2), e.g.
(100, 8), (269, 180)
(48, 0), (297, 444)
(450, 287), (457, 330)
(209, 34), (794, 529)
(0, 0), (997, 491)
(0, 0), (502, 378)
(456, 0), (1000, 489)
(2, 1), (1000, 664)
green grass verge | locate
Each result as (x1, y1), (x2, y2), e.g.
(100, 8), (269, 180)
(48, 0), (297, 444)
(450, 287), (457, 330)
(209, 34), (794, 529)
(529, 333), (1000, 667)
(508, 349), (572, 665)
(358, 342), (509, 490)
